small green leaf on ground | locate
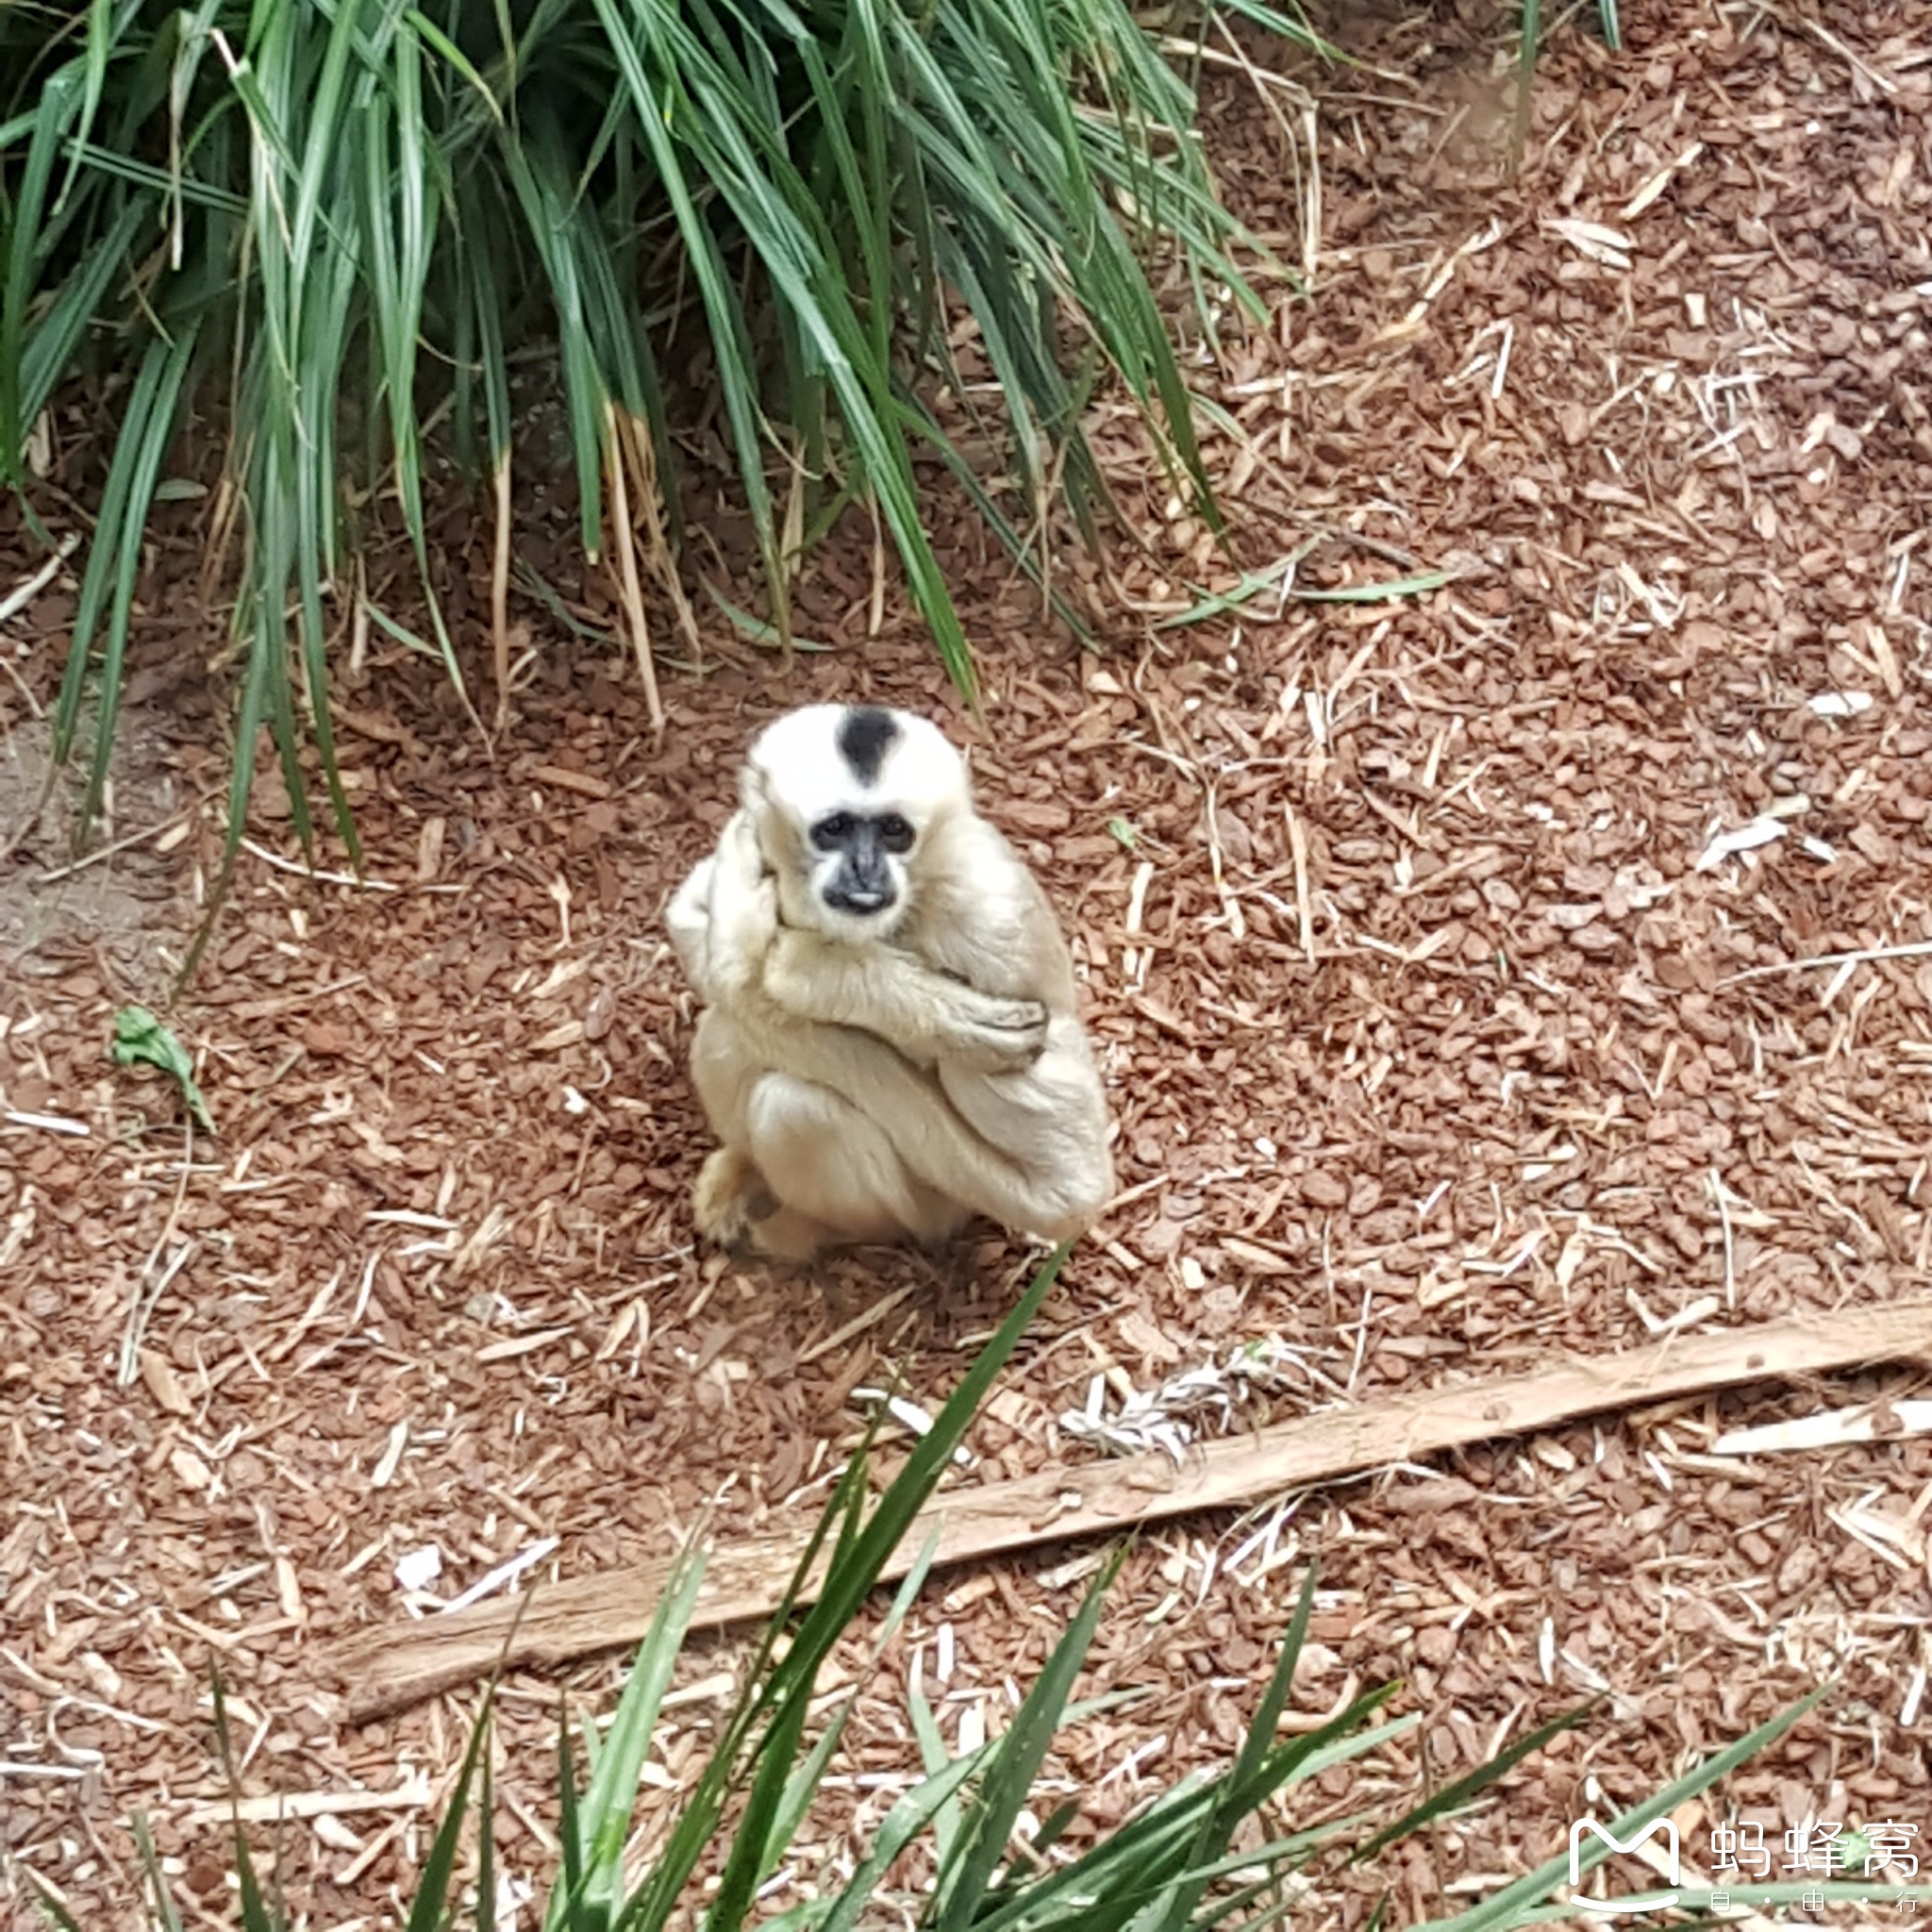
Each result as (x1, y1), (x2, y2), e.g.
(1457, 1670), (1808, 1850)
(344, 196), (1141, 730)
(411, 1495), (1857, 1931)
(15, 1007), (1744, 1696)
(1154, 543), (1315, 628)
(111, 1007), (214, 1133)
(1154, 556), (1448, 628)
(1108, 817), (1140, 850)
(1291, 570), (1451, 604)
(703, 583), (833, 654)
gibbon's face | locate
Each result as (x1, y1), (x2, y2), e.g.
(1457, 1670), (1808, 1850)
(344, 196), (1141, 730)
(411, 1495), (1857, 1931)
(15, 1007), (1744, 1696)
(745, 704), (969, 942)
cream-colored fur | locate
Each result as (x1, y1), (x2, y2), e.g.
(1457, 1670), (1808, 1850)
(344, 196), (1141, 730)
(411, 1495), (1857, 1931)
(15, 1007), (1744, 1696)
(666, 708), (1114, 1259)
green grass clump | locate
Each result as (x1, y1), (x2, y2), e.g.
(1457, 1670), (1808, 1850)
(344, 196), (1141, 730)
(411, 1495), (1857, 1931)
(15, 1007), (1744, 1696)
(2, 0), (1623, 897)
(24, 1248), (1849, 1932)
(0, 0), (1326, 882)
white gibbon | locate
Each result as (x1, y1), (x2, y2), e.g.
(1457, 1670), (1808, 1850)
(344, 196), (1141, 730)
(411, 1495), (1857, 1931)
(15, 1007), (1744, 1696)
(666, 703), (1115, 1260)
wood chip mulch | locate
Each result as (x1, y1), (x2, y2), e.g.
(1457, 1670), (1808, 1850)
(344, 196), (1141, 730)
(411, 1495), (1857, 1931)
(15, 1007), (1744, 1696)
(3, 0), (1930, 1923)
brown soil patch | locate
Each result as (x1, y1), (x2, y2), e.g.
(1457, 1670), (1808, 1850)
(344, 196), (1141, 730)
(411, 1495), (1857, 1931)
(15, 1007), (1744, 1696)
(0, 703), (197, 981)
(4, 0), (1930, 1923)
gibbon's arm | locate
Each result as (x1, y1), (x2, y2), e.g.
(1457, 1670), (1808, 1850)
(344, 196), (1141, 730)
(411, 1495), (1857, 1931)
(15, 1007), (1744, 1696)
(692, 811), (780, 1005)
(688, 808), (1047, 1072)
(759, 930), (1047, 1073)
(899, 814), (1083, 1015)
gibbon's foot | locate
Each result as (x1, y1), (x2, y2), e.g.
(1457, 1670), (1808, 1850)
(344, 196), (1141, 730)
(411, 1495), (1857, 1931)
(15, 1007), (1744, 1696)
(692, 1147), (777, 1253)
(692, 1150), (844, 1262)
(743, 1204), (845, 1263)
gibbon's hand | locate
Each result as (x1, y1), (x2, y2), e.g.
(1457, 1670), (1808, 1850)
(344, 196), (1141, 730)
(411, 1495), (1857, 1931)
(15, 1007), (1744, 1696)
(925, 982), (1050, 1073)
(704, 809), (777, 1002)
(664, 855), (717, 996)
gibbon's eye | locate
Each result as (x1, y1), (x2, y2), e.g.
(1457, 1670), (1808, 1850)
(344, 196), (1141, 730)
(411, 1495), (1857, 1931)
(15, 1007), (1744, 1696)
(811, 812), (854, 851)
(876, 813), (915, 853)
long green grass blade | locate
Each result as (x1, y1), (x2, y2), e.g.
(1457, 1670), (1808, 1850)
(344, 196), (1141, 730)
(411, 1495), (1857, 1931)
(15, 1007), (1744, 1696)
(907, 1666), (967, 1872)
(64, 0), (117, 210)
(585, 0), (787, 633)
(818, 1752), (990, 1932)
(1415, 1685), (1831, 1932)
(132, 1814), (188, 1932)
(1515, 0), (1544, 155)
(1291, 570), (1450, 605)
(24, 1873), (85, 1932)
(545, 1538), (708, 1932)
(932, 1549), (1125, 1928)
(209, 1677), (282, 1932)
(1353, 1704), (1595, 1864)
(51, 322), (200, 834)
(475, 1744), (498, 1932)
(766, 1244), (1069, 1696)
(405, 1698), (495, 1932)
(554, 1704), (585, 1914)
(1154, 546), (1317, 628)
(706, 1676), (818, 1932)
(495, 131), (608, 562)
(18, 198), (146, 428)
(728, 1531), (941, 1907)
(2, 65), (84, 481)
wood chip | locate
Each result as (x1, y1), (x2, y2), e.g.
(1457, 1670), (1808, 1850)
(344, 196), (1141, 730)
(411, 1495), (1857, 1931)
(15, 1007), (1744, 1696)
(138, 1350), (194, 1418)
(475, 1327), (575, 1363)
(1712, 1401), (1932, 1456)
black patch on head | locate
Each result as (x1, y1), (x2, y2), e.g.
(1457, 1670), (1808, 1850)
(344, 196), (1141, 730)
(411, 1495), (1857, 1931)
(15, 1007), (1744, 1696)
(837, 707), (899, 787)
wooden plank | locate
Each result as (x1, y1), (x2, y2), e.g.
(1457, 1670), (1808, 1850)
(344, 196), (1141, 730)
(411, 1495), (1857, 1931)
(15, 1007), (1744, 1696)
(323, 1299), (1932, 1721)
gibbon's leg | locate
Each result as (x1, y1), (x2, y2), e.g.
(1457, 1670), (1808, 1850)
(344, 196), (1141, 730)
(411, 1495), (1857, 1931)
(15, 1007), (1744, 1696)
(686, 1008), (784, 1251)
(760, 929), (1047, 1073)
(689, 1006), (760, 1149)
(934, 1016), (1115, 1237)
(681, 885), (944, 1257)
(686, 1005), (964, 1257)
(744, 1072), (967, 1256)
(693, 1140), (845, 1264)
(726, 1004), (1108, 1243)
